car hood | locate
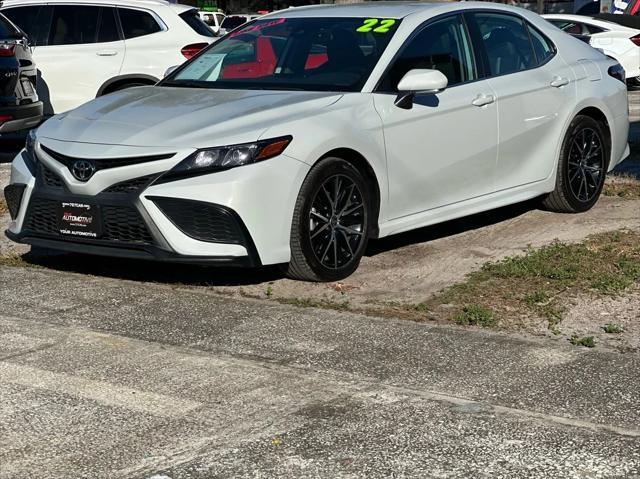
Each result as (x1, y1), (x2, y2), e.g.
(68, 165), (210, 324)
(38, 86), (343, 148)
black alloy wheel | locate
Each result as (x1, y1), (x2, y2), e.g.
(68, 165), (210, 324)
(542, 115), (609, 213)
(284, 157), (372, 282)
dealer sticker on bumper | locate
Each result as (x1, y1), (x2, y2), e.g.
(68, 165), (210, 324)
(58, 202), (101, 238)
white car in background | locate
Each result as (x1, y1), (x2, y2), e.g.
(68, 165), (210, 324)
(544, 14), (640, 81)
(0, 0), (215, 115)
(4, 3), (629, 281)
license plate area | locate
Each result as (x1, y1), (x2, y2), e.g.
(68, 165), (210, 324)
(21, 78), (34, 96)
(58, 202), (101, 238)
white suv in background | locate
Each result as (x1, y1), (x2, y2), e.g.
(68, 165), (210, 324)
(1, 0), (215, 115)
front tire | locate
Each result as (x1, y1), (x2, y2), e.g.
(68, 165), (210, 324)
(542, 115), (608, 213)
(284, 157), (371, 282)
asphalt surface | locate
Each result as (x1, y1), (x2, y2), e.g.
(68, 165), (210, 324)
(1, 265), (639, 478)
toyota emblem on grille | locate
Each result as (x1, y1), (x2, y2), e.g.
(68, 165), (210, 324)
(71, 160), (96, 181)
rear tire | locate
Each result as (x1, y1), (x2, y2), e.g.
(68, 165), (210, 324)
(283, 157), (372, 282)
(542, 115), (608, 213)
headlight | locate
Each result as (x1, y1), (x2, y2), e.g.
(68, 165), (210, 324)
(159, 136), (292, 183)
(26, 128), (37, 157)
(24, 128), (38, 174)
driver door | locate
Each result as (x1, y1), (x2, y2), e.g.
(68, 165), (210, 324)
(372, 14), (499, 220)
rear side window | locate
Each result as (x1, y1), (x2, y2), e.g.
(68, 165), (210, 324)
(2, 6), (51, 45)
(97, 8), (120, 43)
(527, 25), (555, 65)
(549, 20), (583, 35)
(0, 12), (20, 38)
(473, 12), (536, 76)
(586, 24), (606, 34)
(118, 8), (162, 39)
(180, 9), (214, 37)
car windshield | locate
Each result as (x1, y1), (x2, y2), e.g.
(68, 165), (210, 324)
(163, 17), (401, 92)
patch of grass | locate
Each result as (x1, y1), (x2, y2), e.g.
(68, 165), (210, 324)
(590, 275), (632, 294)
(523, 290), (550, 307)
(602, 323), (623, 334)
(603, 175), (640, 199)
(453, 304), (496, 327)
(424, 230), (640, 330)
(569, 335), (596, 348)
(0, 253), (41, 268)
(265, 285), (274, 298)
(0, 198), (8, 216)
(409, 302), (430, 314)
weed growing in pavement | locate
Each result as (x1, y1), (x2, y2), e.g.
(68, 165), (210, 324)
(0, 198), (8, 216)
(265, 285), (274, 298)
(569, 335), (596, 348)
(602, 323), (624, 334)
(454, 304), (496, 327)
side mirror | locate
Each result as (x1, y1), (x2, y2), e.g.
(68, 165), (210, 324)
(395, 69), (448, 110)
(164, 65), (179, 78)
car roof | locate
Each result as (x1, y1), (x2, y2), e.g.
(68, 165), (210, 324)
(265, 1), (529, 20)
(0, 0), (191, 10)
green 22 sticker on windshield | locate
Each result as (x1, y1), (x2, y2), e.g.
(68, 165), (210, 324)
(356, 19), (397, 33)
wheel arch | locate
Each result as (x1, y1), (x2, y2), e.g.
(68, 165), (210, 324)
(96, 74), (159, 97)
(317, 148), (382, 239)
(575, 106), (612, 167)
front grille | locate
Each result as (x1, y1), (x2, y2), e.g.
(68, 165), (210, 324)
(25, 198), (58, 234)
(38, 164), (64, 190)
(102, 206), (153, 243)
(24, 198), (153, 244)
(150, 196), (246, 245)
(102, 174), (158, 195)
(40, 145), (175, 172)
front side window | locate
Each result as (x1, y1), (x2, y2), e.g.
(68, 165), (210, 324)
(164, 17), (401, 92)
(473, 12), (536, 76)
(378, 15), (476, 92)
(118, 8), (162, 39)
(49, 5), (99, 45)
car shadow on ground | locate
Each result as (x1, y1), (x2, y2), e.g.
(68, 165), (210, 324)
(19, 198), (543, 287)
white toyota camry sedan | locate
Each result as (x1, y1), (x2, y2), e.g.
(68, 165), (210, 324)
(4, 2), (630, 281)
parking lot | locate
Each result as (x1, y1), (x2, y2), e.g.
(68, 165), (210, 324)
(1, 87), (640, 478)
(3, 3), (640, 474)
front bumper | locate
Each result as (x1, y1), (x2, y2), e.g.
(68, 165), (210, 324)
(0, 102), (43, 134)
(6, 142), (309, 266)
(5, 229), (258, 266)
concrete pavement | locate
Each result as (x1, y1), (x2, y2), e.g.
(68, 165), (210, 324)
(1, 265), (639, 478)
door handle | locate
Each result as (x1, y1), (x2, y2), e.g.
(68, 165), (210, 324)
(550, 76), (569, 88)
(471, 94), (495, 107)
(96, 50), (118, 57)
